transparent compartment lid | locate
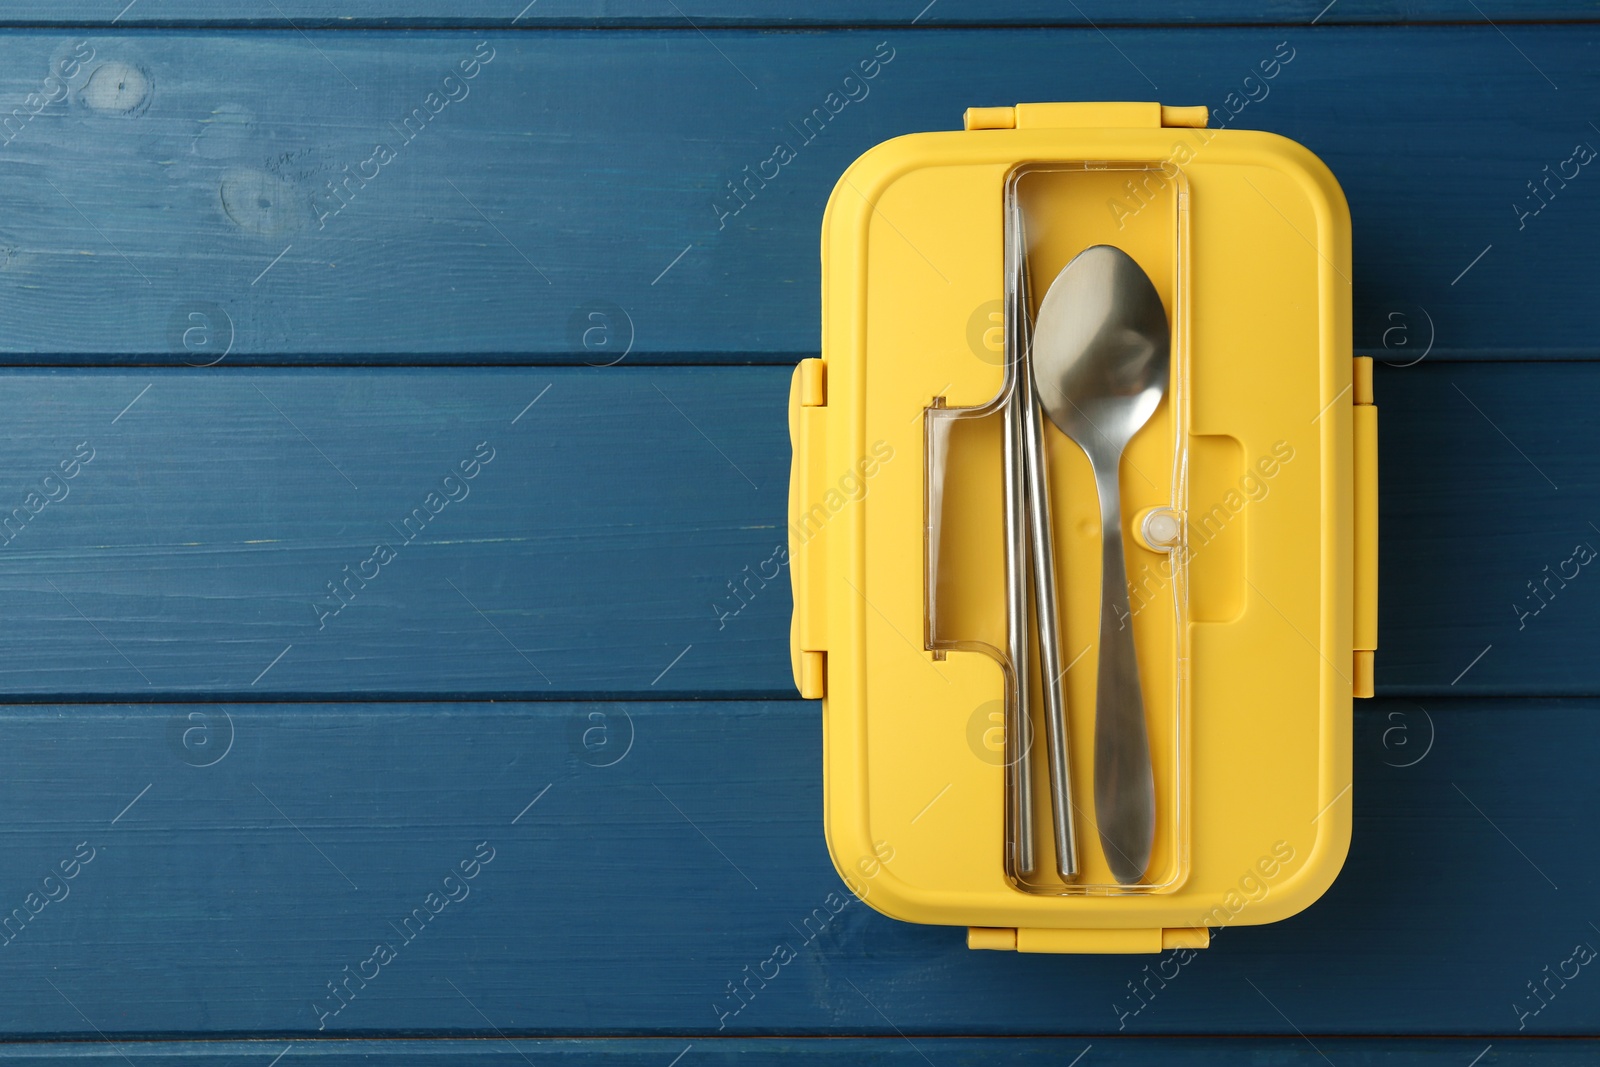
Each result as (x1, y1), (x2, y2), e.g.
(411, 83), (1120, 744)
(926, 161), (1192, 895)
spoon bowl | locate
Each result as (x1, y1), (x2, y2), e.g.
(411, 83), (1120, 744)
(1034, 246), (1170, 463)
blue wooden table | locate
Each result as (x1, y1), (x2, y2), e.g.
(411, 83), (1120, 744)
(0, 3), (1595, 1063)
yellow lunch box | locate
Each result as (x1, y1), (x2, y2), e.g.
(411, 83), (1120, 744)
(788, 102), (1377, 952)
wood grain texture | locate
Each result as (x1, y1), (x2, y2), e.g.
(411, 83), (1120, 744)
(1376, 362), (1600, 695)
(0, 9), (1591, 1058)
(0, 28), (1590, 361)
(0, 699), (1591, 1037)
(11, 3), (1600, 27)
(0, 1037), (1584, 1064)
(0, 361), (1579, 699)
(0, 368), (791, 698)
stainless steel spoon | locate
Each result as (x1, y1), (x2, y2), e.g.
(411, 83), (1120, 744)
(1031, 244), (1169, 885)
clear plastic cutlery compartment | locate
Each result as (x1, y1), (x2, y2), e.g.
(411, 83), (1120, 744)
(925, 162), (1193, 895)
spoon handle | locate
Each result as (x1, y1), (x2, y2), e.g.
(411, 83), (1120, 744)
(1091, 461), (1156, 885)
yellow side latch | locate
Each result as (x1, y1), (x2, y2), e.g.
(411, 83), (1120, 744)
(964, 102), (1208, 131)
(1352, 356), (1378, 698)
(789, 358), (828, 699)
(969, 926), (1212, 953)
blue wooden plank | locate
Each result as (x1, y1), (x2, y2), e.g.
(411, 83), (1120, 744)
(1376, 362), (1600, 695)
(0, 1037), (1584, 1064)
(0, 698), (1593, 1037)
(0, 28), (1590, 361)
(0, 367), (792, 698)
(0, 360), (1583, 699)
(6, 3), (1598, 27)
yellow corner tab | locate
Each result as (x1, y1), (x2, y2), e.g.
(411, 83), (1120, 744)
(798, 357), (826, 407)
(1161, 927), (1211, 950)
(1353, 355), (1374, 405)
(967, 927), (1018, 951)
(1160, 104), (1209, 128)
(797, 650), (825, 700)
(1353, 649), (1375, 699)
(963, 106), (1015, 131)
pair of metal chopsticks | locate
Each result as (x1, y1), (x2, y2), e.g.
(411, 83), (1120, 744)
(1002, 198), (1079, 881)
